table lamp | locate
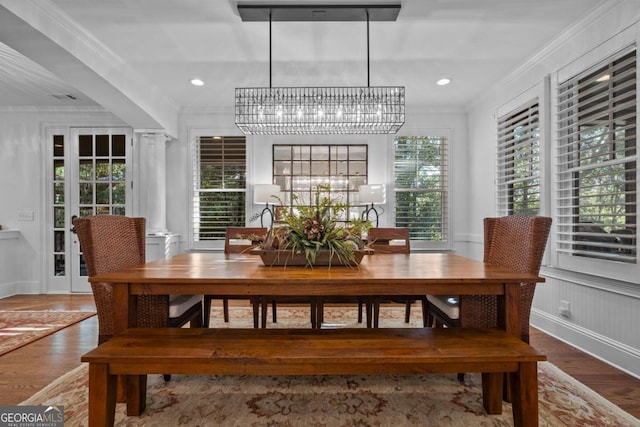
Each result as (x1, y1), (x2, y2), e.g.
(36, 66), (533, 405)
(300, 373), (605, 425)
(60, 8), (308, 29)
(254, 184), (281, 227)
(359, 184), (386, 227)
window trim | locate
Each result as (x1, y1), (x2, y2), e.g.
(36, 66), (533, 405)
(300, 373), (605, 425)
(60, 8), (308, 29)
(496, 98), (542, 216)
(391, 131), (451, 251)
(188, 129), (249, 250)
(552, 39), (639, 283)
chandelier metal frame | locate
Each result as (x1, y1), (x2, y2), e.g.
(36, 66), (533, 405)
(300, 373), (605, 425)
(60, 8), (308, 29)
(235, 4), (405, 135)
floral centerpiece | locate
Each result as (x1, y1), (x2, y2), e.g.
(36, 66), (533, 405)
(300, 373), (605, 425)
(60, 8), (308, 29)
(254, 185), (370, 267)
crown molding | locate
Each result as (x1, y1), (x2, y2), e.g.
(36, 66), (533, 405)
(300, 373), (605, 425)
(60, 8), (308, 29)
(466, 0), (628, 112)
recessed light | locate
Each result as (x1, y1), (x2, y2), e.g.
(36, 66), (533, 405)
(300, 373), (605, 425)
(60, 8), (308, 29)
(437, 78), (451, 86)
(190, 78), (204, 86)
(596, 74), (610, 82)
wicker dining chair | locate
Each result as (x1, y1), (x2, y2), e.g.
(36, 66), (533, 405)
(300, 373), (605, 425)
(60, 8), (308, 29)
(425, 215), (552, 344)
(368, 227), (428, 327)
(73, 215), (204, 346)
(202, 227), (267, 328)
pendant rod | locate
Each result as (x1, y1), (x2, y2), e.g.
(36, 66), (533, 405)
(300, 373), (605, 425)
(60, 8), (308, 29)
(269, 10), (273, 88)
(366, 9), (370, 87)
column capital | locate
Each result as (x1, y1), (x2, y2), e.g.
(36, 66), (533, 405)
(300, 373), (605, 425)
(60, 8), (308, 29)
(134, 130), (173, 144)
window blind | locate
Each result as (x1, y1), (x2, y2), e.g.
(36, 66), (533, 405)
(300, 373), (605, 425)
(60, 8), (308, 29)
(192, 136), (246, 242)
(556, 47), (637, 263)
(496, 100), (540, 216)
(394, 136), (448, 242)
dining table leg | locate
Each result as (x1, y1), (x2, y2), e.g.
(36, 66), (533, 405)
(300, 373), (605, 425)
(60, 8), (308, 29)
(112, 282), (137, 335)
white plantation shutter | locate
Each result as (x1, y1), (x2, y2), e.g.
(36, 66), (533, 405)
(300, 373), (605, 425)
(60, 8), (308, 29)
(394, 136), (448, 243)
(192, 136), (246, 244)
(496, 100), (540, 216)
(556, 47), (637, 264)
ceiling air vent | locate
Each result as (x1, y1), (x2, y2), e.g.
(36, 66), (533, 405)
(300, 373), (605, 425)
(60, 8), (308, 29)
(51, 94), (78, 100)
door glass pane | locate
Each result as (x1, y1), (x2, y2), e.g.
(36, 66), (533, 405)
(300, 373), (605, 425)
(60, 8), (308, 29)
(96, 183), (110, 204)
(79, 160), (94, 180)
(54, 183), (64, 204)
(112, 183), (125, 204)
(53, 135), (64, 157)
(79, 135), (93, 156)
(54, 230), (65, 252)
(112, 134), (126, 156)
(96, 206), (110, 215)
(54, 254), (65, 276)
(54, 160), (64, 180)
(54, 207), (65, 228)
(96, 134), (109, 156)
(96, 159), (110, 180)
(79, 254), (87, 276)
(112, 160), (125, 180)
(79, 183), (93, 204)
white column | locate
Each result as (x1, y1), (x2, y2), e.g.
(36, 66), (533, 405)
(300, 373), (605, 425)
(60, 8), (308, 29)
(137, 132), (170, 235)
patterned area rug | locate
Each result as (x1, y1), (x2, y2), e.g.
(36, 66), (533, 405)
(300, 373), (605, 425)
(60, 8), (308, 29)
(20, 306), (640, 426)
(0, 310), (96, 356)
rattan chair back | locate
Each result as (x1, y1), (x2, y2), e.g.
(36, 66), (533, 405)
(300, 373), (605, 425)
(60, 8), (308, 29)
(460, 215), (552, 342)
(74, 215), (202, 344)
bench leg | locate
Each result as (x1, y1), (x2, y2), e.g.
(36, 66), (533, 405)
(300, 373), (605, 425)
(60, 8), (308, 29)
(481, 372), (503, 414)
(510, 362), (539, 427)
(125, 374), (147, 416)
(88, 363), (117, 427)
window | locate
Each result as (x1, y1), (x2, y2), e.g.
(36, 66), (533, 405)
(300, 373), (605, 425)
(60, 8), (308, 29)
(556, 47), (637, 265)
(497, 100), (540, 215)
(191, 136), (246, 246)
(394, 136), (448, 244)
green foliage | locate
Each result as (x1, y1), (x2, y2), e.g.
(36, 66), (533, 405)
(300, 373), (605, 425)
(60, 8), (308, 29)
(265, 184), (370, 267)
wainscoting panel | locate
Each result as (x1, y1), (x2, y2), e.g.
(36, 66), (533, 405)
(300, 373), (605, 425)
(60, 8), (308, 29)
(531, 270), (640, 379)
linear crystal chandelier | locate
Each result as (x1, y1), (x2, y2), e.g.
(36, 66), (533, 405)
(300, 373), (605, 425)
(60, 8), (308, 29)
(235, 4), (405, 135)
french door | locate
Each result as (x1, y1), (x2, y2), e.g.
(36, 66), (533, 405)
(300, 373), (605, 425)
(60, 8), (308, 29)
(49, 127), (132, 293)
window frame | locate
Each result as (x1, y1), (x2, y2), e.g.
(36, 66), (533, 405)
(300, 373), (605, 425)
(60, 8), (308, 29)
(189, 130), (248, 250)
(552, 39), (638, 283)
(392, 133), (451, 251)
(496, 99), (542, 216)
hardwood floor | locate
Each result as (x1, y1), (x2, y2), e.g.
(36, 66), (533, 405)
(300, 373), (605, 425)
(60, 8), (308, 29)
(1, 295), (639, 419)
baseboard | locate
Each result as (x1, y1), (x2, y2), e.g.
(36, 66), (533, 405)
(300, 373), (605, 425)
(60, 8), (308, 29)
(0, 281), (41, 298)
(531, 308), (640, 380)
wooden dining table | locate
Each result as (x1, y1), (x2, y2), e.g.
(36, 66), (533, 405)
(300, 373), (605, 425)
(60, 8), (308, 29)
(89, 251), (544, 337)
(85, 251), (547, 427)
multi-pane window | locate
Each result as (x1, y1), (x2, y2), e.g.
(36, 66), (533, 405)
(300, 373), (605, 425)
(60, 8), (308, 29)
(192, 136), (246, 243)
(394, 136), (448, 242)
(556, 47), (637, 264)
(497, 100), (540, 215)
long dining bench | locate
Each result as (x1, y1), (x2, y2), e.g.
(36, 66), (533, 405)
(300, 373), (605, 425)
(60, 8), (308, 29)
(81, 327), (546, 427)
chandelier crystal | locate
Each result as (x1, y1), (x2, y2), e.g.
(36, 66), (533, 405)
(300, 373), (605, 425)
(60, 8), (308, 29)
(235, 86), (404, 135)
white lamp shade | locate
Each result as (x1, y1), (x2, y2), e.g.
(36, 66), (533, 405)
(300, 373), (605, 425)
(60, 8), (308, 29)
(359, 184), (386, 204)
(254, 184), (281, 204)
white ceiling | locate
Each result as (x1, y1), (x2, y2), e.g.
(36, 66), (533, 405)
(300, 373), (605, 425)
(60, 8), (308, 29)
(0, 0), (606, 132)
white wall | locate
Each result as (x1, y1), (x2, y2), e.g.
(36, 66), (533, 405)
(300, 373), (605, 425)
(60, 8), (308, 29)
(466, 0), (640, 378)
